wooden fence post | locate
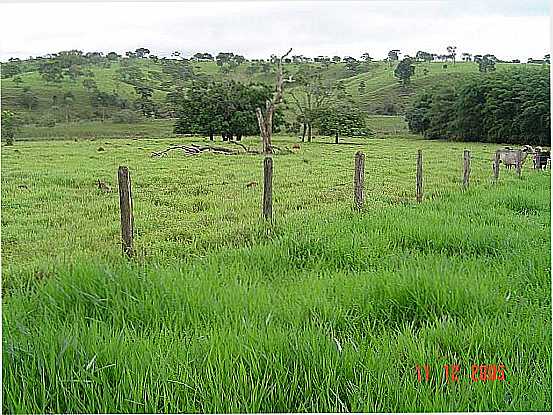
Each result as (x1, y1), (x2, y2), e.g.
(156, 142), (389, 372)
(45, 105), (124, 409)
(515, 149), (522, 177)
(118, 166), (134, 258)
(463, 150), (471, 189)
(263, 156), (273, 220)
(354, 151), (365, 210)
(493, 151), (500, 181)
(416, 149), (423, 203)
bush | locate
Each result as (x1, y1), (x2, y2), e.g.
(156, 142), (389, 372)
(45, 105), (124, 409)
(111, 109), (144, 124)
(2, 110), (17, 144)
(377, 100), (399, 115)
(36, 114), (57, 127)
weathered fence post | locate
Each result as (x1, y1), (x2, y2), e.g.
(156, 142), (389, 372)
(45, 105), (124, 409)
(493, 151), (500, 181)
(354, 151), (365, 210)
(118, 166), (134, 258)
(515, 149), (522, 177)
(416, 149), (423, 203)
(263, 156), (273, 220)
(463, 150), (471, 189)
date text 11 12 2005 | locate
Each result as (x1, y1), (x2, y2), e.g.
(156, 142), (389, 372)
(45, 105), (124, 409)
(416, 363), (506, 383)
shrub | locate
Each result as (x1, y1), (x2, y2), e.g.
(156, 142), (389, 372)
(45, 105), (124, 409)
(2, 110), (17, 144)
(111, 109), (144, 124)
(36, 114), (57, 127)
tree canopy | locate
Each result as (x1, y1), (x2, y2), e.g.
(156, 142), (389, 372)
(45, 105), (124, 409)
(172, 80), (282, 141)
(394, 57), (415, 86)
(405, 67), (550, 145)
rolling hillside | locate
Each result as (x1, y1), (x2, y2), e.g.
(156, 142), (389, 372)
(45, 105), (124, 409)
(0, 55), (530, 126)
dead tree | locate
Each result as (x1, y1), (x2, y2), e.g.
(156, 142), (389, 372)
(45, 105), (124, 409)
(256, 48), (293, 154)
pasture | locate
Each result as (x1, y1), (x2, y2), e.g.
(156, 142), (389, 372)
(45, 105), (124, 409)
(1, 132), (551, 412)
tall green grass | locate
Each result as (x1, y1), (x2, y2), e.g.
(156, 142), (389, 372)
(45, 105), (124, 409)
(1, 134), (523, 290)
(2, 135), (551, 412)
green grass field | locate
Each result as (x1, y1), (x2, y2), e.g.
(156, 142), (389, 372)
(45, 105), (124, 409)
(12, 115), (405, 141)
(2, 129), (551, 412)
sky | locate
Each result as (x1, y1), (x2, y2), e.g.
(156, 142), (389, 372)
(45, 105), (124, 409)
(0, 0), (550, 61)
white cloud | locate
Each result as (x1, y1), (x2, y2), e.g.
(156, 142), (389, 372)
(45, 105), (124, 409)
(0, 1), (549, 61)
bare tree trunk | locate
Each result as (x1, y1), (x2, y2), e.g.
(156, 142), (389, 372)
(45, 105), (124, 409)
(307, 124), (312, 142)
(209, 131), (214, 141)
(335, 131), (339, 144)
(256, 48), (293, 154)
(301, 123), (306, 142)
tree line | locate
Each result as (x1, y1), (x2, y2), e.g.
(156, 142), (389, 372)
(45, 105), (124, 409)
(405, 67), (550, 146)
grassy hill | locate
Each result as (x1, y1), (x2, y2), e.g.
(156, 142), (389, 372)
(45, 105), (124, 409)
(1, 56), (528, 127)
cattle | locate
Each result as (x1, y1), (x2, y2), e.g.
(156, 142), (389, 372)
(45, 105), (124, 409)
(496, 145), (534, 169)
(533, 146), (551, 170)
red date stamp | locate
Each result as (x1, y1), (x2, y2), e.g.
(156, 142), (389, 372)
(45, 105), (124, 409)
(416, 363), (506, 383)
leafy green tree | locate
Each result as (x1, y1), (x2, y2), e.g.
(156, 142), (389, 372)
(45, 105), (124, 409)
(1, 61), (22, 78)
(60, 91), (75, 122)
(1, 110), (17, 145)
(192, 52), (214, 61)
(361, 52), (372, 62)
(405, 92), (432, 133)
(288, 66), (336, 142)
(56, 50), (86, 67)
(38, 61), (64, 83)
(135, 47), (150, 58)
(91, 90), (128, 121)
(134, 85), (157, 117)
(173, 80), (279, 141)
(406, 67), (550, 145)
(106, 52), (121, 60)
(313, 104), (370, 143)
(343, 57), (361, 74)
(358, 80), (366, 94)
(18, 89), (39, 110)
(216, 52), (234, 67)
(65, 64), (84, 81)
(387, 49), (400, 67)
(446, 46), (457, 64)
(394, 57), (415, 86)
(415, 51), (433, 62)
(475, 54), (496, 72)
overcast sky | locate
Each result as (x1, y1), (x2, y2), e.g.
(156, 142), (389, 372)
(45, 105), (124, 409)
(0, 1), (550, 61)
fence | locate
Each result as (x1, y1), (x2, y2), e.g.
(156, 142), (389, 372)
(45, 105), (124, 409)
(116, 148), (542, 257)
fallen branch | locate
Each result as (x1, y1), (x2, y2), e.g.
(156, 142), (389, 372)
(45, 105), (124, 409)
(271, 145), (294, 155)
(151, 142), (293, 158)
(228, 141), (261, 154)
(151, 144), (238, 157)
